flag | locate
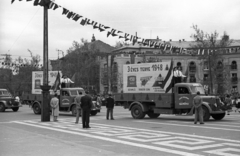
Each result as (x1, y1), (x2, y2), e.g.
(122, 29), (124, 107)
(51, 71), (61, 91)
(71, 73), (76, 82)
(163, 60), (174, 93)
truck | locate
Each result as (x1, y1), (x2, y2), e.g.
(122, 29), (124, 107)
(21, 71), (101, 116)
(114, 61), (227, 121)
(0, 88), (22, 112)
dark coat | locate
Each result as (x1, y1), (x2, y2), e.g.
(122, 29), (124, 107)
(80, 95), (92, 111)
(106, 97), (115, 109)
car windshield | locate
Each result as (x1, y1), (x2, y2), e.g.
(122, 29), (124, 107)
(190, 86), (205, 94)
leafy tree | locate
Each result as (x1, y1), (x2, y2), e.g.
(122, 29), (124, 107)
(190, 24), (232, 94)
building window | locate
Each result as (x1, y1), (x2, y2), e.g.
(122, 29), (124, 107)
(189, 61), (196, 72)
(217, 61), (223, 70)
(232, 86), (238, 93)
(189, 75), (196, 83)
(203, 74), (209, 81)
(231, 73), (238, 83)
(126, 61), (130, 64)
(231, 61), (237, 70)
(203, 61), (209, 70)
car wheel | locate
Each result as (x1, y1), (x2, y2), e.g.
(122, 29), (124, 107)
(0, 103), (5, 112)
(147, 111), (160, 118)
(12, 107), (19, 112)
(202, 106), (210, 121)
(33, 103), (41, 114)
(91, 111), (97, 116)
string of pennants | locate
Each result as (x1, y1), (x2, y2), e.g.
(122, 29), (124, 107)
(11, 0), (240, 55)
(1, 61), (43, 67)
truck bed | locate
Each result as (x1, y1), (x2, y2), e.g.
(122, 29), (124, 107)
(114, 93), (173, 108)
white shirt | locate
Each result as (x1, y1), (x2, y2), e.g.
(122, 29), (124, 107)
(173, 70), (186, 77)
(61, 78), (74, 83)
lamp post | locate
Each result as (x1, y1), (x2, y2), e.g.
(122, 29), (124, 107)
(40, 1), (51, 122)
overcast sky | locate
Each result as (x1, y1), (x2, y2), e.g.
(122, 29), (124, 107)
(0, 0), (240, 63)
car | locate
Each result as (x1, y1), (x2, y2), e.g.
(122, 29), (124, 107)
(0, 89), (22, 112)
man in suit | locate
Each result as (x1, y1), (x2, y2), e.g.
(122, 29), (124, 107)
(193, 91), (204, 124)
(80, 91), (92, 128)
(106, 94), (115, 120)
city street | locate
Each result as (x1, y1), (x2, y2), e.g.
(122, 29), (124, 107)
(1, 105), (240, 156)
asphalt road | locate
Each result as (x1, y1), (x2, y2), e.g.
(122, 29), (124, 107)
(0, 105), (240, 156)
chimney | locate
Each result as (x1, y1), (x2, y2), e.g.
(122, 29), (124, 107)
(169, 39), (172, 41)
(182, 39), (185, 41)
(179, 40), (181, 43)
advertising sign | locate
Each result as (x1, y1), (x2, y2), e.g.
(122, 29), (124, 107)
(32, 71), (62, 94)
(123, 61), (173, 93)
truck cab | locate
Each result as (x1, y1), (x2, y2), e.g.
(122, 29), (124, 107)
(0, 88), (22, 112)
(31, 87), (101, 116)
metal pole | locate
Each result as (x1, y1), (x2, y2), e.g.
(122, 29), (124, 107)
(208, 54), (213, 94)
(41, 5), (51, 122)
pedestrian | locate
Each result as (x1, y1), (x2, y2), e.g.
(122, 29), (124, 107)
(106, 94), (115, 120)
(224, 94), (232, 115)
(61, 75), (74, 88)
(193, 91), (204, 124)
(75, 92), (84, 124)
(96, 94), (102, 107)
(50, 93), (59, 122)
(80, 91), (92, 128)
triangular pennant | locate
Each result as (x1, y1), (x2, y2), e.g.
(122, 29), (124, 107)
(73, 14), (82, 21)
(11, 0), (15, 4)
(62, 8), (69, 15)
(53, 3), (60, 10)
(80, 18), (87, 26)
(67, 12), (75, 19)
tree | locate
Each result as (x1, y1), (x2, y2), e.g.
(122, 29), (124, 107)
(190, 24), (232, 94)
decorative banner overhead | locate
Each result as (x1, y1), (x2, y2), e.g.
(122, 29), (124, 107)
(11, 0), (240, 56)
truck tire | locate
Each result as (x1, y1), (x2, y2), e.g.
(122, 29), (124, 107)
(202, 106), (210, 121)
(71, 105), (77, 116)
(0, 103), (5, 112)
(33, 103), (41, 114)
(91, 111), (98, 116)
(211, 113), (225, 120)
(131, 105), (146, 119)
(12, 107), (19, 112)
(147, 111), (160, 118)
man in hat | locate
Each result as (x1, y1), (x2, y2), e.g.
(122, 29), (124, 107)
(106, 94), (115, 120)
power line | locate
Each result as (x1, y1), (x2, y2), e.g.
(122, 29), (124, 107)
(7, 8), (40, 53)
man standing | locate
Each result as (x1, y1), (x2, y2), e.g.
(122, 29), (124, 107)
(75, 92), (84, 124)
(80, 91), (92, 128)
(61, 75), (74, 88)
(193, 91), (204, 124)
(106, 94), (115, 120)
(50, 93), (59, 122)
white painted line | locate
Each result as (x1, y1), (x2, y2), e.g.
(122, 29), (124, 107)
(167, 121), (240, 128)
(135, 120), (240, 132)
(13, 121), (203, 156)
(92, 123), (240, 143)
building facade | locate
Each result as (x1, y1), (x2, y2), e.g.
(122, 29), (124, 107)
(100, 41), (240, 96)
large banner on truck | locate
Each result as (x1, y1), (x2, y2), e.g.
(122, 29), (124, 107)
(32, 71), (62, 94)
(123, 61), (173, 93)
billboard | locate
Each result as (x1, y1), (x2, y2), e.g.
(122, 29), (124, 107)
(123, 61), (173, 93)
(32, 71), (62, 94)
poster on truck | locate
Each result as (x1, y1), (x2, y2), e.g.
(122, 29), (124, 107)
(123, 61), (173, 93)
(32, 71), (62, 94)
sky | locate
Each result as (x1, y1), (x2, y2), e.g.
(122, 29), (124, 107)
(0, 0), (240, 64)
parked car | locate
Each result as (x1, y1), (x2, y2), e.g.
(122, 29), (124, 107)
(0, 89), (22, 112)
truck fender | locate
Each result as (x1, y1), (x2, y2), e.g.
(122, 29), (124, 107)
(129, 101), (149, 112)
(69, 103), (76, 111)
(191, 102), (212, 114)
(202, 102), (212, 113)
(0, 100), (7, 105)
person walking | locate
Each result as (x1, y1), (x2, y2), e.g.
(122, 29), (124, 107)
(193, 91), (204, 124)
(224, 94), (232, 115)
(75, 92), (84, 124)
(50, 93), (59, 122)
(106, 94), (115, 120)
(96, 94), (102, 107)
(80, 91), (92, 128)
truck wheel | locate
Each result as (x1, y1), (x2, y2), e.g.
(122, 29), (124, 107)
(147, 111), (160, 118)
(0, 103), (5, 112)
(12, 107), (19, 112)
(71, 105), (77, 116)
(211, 113), (225, 120)
(33, 103), (41, 114)
(91, 111), (98, 116)
(202, 106), (210, 121)
(131, 105), (146, 119)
